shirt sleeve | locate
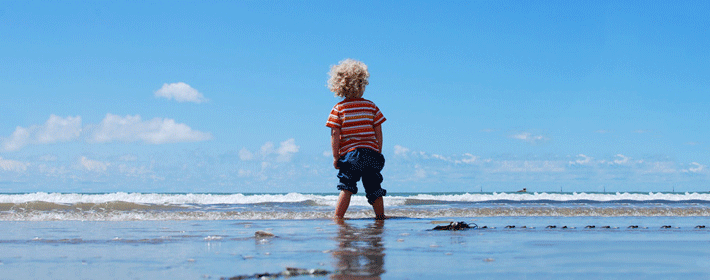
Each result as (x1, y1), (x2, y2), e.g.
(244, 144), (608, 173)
(373, 105), (386, 126)
(326, 105), (341, 128)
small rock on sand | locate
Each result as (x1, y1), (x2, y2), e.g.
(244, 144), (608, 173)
(254, 231), (274, 238)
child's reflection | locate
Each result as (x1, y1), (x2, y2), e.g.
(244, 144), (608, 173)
(331, 219), (385, 279)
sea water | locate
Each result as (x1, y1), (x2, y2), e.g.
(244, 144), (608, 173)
(1, 192), (710, 279)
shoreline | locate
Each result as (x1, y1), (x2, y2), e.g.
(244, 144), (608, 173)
(2, 217), (710, 279)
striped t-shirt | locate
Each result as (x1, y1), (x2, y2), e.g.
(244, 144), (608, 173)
(326, 98), (386, 157)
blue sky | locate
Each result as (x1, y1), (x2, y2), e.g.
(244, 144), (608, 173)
(1, 1), (708, 193)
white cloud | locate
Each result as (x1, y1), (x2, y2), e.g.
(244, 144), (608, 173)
(511, 132), (547, 144)
(414, 164), (427, 179)
(80, 156), (110, 172)
(36, 115), (83, 143)
(90, 113), (212, 144)
(276, 138), (299, 162)
(689, 162), (705, 173)
(241, 139), (300, 163)
(118, 164), (151, 177)
(37, 164), (70, 177)
(260, 142), (275, 155)
(3, 127), (31, 151)
(683, 162), (705, 174)
(0, 157), (30, 172)
(155, 82), (207, 103)
(395, 145), (480, 165)
(457, 153), (477, 164)
(431, 154), (451, 162)
(569, 154), (593, 166)
(394, 145), (410, 157)
(2, 115), (82, 151)
(239, 148), (255, 161)
(2, 114), (213, 150)
(238, 169), (253, 177)
(612, 154), (630, 165)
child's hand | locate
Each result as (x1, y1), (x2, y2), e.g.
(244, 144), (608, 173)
(333, 158), (339, 169)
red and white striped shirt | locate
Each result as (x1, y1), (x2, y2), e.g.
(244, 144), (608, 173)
(326, 98), (386, 156)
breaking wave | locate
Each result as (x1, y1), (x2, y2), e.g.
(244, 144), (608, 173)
(2, 192), (710, 221)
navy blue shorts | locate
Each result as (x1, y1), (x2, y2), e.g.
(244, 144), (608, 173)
(336, 148), (387, 205)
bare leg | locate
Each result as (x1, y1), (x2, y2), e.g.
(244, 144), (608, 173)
(371, 197), (385, 220)
(334, 190), (353, 219)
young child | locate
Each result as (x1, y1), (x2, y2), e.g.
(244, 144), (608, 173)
(325, 59), (387, 220)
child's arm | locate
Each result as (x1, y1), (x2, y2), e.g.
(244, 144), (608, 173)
(374, 125), (383, 153)
(331, 127), (341, 169)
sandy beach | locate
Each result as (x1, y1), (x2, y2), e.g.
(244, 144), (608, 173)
(2, 216), (710, 279)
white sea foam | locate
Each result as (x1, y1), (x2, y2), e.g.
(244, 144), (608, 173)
(2, 192), (710, 208)
(0, 192), (339, 206)
(3, 206), (710, 221)
(3, 192), (710, 221)
(401, 192), (710, 203)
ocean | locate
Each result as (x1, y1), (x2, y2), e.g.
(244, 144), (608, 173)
(2, 192), (710, 279)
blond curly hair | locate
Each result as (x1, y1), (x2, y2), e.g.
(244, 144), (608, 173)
(327, 59), (369, 98)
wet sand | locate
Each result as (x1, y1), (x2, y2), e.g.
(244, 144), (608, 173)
(2, 216), (710, 279)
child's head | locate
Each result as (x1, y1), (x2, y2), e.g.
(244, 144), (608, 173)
(327, 59), (369, 99)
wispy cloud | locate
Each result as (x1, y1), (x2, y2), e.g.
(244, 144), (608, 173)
(89, 114), (212, 144)
(457, 153), (477, 164)
(80, 156), (110, 172)
(640, 161), (677, 174)
(240, 138), (300, 163)
(2, 114), (210, 151)
(275, 139), (299, 162)
(393, 144), (478, 164)
(414, 164), (427, 179)
(682, 162), (705, 174)
(490, 160), (565, 173)
(394, 145), (411, 157)
(511, 132), (547, 144)
(155, 82), (208, 103)
(2, 115), (81, 151)
(611, 154), (631, 165)
(569, 154), (593, 166)
(0, 157), (30, 172)
(239, 148), (255, 161)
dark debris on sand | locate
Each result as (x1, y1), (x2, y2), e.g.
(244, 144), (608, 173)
(222, 267), (330, 280)
(431, 221), (477, 231)
(427, 224), (708, 231)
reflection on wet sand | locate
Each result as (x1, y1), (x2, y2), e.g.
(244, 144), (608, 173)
(332, 219), (385, 279)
